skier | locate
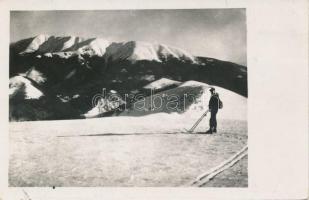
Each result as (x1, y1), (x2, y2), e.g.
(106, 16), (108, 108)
(206, 87), (220, 134)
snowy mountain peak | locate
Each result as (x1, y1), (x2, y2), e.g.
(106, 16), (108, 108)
(104, 40), (197, 63)
(21, 35), (90, 54)
(22, 34), (50, 53)
(17, 35), (198, 63)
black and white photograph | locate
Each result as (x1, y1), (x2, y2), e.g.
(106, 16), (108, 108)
(1, 0), (309, 199)
(8, 9), (249, 187)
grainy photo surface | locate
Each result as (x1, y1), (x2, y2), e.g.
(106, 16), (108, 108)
(9, 9), (247, 187)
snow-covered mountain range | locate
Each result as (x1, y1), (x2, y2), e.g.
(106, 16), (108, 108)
(16, 34), (197, 63)
(10, 35), (247, 121)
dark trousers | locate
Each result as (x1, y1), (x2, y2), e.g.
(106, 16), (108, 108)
(209, 110), (218, 130)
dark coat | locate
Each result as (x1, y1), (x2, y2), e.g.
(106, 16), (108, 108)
(209, 93), (219, 112)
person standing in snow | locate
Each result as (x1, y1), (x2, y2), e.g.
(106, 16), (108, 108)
(206, 87), (220, 134)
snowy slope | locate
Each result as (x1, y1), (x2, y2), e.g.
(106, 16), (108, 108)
(184, 84), (247, 120)
(143, 78), (181, 90)
(9, 76), (44, 99)
(19, 67), (47, 85)
(120, 80), (247, 120)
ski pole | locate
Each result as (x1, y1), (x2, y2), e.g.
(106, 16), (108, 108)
(192, 110), (208, 129)
(189, 112), (207, 132)
(189, 114), (205, 131)
(189, 110), (209, 132)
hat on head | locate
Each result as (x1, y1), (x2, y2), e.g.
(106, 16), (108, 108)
(209, 87), (215, 92)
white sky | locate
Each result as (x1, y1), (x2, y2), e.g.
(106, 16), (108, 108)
(10, 9), (246, 65)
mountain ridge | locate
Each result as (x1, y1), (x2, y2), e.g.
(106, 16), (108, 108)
(12, 34), (199, 64)
(9, 35), (247, 121)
